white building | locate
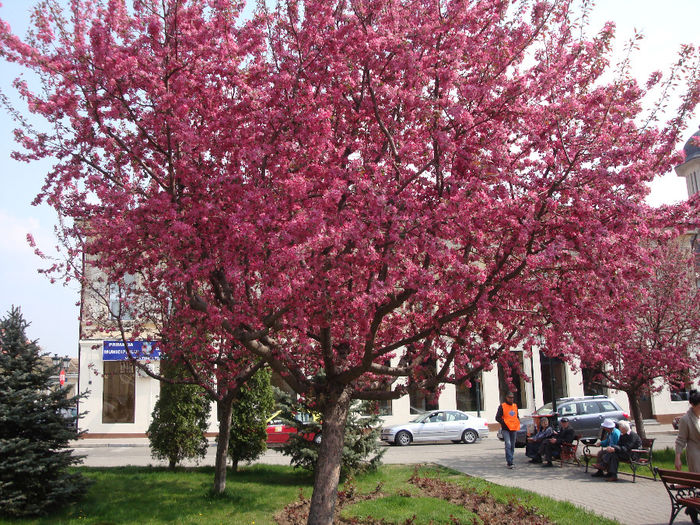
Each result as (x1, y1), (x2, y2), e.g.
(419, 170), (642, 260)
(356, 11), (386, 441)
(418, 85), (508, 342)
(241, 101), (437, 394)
(77, 129), (700, 436)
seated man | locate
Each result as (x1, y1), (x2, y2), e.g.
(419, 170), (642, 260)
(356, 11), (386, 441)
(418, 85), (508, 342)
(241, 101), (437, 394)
(591, 418), (621, 477)
(526, 416), (553, 463)
(598, 420), (642, 481)
(540, 417), (575, 467)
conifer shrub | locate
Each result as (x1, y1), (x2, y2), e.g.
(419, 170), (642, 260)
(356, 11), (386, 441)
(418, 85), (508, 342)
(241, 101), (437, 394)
(0, 307), (90, 517)
(227, 367), (275, 471)
(148, 358), (211, 468)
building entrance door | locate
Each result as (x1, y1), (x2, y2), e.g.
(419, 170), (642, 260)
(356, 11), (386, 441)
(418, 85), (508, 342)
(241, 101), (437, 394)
(639, 393), (653, 420)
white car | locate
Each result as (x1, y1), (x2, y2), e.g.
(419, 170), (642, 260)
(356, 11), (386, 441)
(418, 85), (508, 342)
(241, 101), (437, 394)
(381, 409), (489, 446)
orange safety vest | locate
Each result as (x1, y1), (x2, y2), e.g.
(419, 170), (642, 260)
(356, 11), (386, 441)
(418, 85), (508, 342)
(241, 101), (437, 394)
(501, 402), (520, 431)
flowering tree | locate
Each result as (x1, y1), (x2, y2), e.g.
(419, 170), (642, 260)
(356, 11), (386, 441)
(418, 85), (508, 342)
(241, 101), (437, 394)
(2, 0), (699, 523)
(571, 236), (700, 439)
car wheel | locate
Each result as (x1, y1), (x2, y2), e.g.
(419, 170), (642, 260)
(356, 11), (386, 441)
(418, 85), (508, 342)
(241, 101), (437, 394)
(395, 430), (412, 446)
(313, 434), (322, 445)
(462, 429), (478, 444)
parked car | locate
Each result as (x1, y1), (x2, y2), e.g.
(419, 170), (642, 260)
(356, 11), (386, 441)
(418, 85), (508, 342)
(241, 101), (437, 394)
(58, 406), (79, 430)
(380, 409), (489, 446)
(497, 395), (629, 446)
(265, 411), (321, 446)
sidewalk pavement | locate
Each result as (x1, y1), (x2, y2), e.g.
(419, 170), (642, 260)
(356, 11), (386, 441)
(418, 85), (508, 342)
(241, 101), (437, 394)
(70, 425), (681, 525)
(443, 430), (677, 525)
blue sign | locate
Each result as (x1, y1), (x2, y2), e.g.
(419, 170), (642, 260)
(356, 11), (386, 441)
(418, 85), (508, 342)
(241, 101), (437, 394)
(103, 340), (161, 361)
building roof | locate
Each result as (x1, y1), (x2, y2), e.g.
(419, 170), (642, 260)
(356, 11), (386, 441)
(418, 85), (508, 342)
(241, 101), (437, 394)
(683, 126), (700, 162)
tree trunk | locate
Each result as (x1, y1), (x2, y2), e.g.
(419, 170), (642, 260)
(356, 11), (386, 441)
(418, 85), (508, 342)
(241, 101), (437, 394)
(307, 387), (352, 525)
(213, 396), (234, 494)
(626, 390), (646, 440)
(168, 457), (176, 469)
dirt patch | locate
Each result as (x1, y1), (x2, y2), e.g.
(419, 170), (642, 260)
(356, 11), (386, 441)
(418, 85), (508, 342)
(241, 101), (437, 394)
(275, 467), (555, 524)
(409, 471), (553, 525)
(274, 481), (382, 525)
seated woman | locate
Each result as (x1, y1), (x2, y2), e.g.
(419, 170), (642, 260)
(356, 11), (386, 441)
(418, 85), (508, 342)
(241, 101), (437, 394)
(591, 418), (621, 477)
(525, 416), (553, 463)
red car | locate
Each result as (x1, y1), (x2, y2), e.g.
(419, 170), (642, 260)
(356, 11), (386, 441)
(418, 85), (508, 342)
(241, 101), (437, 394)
(265, 412), (321, 445)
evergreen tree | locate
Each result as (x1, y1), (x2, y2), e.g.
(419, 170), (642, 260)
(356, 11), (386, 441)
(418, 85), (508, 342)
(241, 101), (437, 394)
(0, 307), (90, 517)
(227, 367), (275, 471)
(147, 358), (211, 468)
(279, 394), (385, 478)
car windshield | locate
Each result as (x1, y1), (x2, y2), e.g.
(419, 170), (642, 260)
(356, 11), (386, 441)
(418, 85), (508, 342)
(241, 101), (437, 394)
(534, 403), (555, 415)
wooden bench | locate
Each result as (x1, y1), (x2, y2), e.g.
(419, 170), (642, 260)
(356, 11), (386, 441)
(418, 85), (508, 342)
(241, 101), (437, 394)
(656, 468), (700, 525)
(582, 437), (656, 482)
(556, 433), (581, 467)
(630, 438), (656, 481)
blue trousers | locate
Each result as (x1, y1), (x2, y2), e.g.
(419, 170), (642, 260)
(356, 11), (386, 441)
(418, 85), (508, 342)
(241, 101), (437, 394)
(502, 429), (517, 465)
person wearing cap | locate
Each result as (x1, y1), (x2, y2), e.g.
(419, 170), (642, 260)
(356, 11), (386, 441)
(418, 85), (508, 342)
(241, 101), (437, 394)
(496, 392), (520, 469)
(540, 417), (576, 467)
(591, 418), (621, 478)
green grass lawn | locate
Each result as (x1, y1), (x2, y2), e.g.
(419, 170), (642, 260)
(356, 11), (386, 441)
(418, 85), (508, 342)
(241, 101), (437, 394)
(0, 464), (620, 525)
(0, 465), (311, 525)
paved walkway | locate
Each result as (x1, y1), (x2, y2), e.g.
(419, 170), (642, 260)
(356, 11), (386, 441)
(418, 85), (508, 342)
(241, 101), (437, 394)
(440, 438), (673, 525)
(71, 426), (682, 525)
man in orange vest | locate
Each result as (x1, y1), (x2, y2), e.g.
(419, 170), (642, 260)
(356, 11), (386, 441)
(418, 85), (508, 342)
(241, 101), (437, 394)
(496, 391), (521, 469)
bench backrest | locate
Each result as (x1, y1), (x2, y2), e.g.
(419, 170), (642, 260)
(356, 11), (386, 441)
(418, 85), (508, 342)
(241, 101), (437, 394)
(641, 437), (654, 450)
(656, 468), (700, 488)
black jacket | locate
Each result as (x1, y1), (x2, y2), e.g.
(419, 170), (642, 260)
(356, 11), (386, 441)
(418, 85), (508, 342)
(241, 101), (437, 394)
(554, 426), (576, 445)
(613, 431), (642, 461)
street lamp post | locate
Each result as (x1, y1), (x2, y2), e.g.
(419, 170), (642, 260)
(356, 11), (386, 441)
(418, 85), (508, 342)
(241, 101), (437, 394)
(51, 354), (71, 386)
(549, 354), (558, 428)
(475, 376), (481, 418)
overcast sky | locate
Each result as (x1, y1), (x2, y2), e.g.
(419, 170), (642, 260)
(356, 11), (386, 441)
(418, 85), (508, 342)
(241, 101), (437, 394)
(0, 1), (698, 357)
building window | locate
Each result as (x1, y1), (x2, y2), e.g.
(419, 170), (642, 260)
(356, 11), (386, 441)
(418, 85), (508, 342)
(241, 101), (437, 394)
(408, 357), (439, 414)
(539, 352), (568, 404)
(109, 273), (136, 320)
(456, 373), (484, 412)
(357, 398), (392, 417)
(670, 389), (691, 402)
(670, 372), (692, 402)
(582, 366), (606, 396)
(498, 353), (526, 408)
(409, 389), (439, 414)
(378, 398), (392, 416)
(103, 361), (135, 423)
